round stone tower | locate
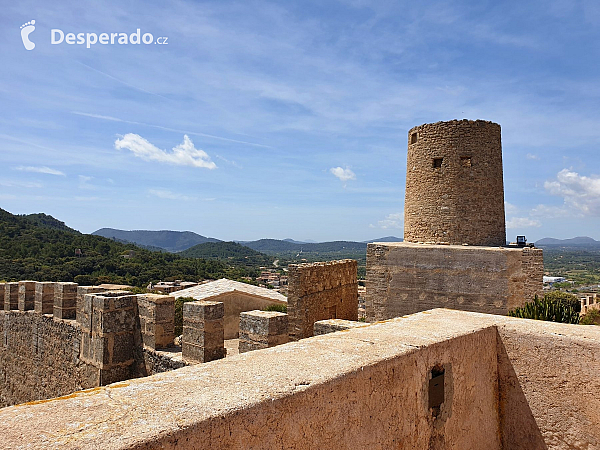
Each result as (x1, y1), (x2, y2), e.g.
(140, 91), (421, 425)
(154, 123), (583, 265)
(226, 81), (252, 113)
(403, 119), (506, 246)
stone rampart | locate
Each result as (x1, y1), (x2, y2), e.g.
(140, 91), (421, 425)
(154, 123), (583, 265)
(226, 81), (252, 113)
(287, 259), (358, 340)
(238, 310), (288, 353)
(0, 281), (190, 407)
(2, 310), (597, 449)
(366, 242), (543, 321)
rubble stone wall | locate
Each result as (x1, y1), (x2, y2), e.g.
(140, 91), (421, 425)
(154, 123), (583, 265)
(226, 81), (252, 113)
(404, 119), (506, 246)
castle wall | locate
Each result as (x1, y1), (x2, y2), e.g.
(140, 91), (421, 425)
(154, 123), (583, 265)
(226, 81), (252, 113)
(0, 283), (187, 407)
(0, 310), (96, 407)
(404, 119), (506, 246)
(287, 259), (358, 340)
(365, 242), (543, 321)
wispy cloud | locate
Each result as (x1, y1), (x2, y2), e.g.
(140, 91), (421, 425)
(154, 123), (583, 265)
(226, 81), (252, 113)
(0, 180), (42, 188)
(371, 212), (403, 230)
(78, 175), (96, 190)
(504, 201), (518, 215)
(526, 153), (540, 160)
(115, 134), (217, 169)
(72, 111), (271, 148)
(544, 169), (600, 216)
(506, 217), (542, 229)
(216, 154), (243, 169)
(148, 189), (195, 201)
(330, 166), (356, 182)
(14, 166), (65, 176)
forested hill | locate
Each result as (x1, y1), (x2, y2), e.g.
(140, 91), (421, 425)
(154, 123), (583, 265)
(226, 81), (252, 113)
(179, 241), (274, 267)
(0, 208), (255, 286)
(92, 228), (220, 252)
(242, 239), (368, 254)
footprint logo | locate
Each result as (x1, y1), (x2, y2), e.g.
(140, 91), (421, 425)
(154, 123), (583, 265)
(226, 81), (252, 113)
(20, 20), (36, 50)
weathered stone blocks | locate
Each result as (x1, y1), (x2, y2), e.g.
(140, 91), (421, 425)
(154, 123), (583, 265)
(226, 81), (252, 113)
(76, 286), (107, 325)
(136, 294), (175, 350)
(34, 282), (55, 314)
(18, 281), (36, 311)
(238, 310), (289, 353)
(313, 318), (369, 336)
(182, 301), (225, 363)
(366, 242), (544, 321)
(4, 282), (19, 311)
(287, 259), (359, 341)
(80, 291), (140, 385)
(54, 282), (78, 319)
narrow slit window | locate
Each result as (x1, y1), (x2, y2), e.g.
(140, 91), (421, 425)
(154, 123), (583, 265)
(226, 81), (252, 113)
(410, 132), (418, 144)
(428, 365), (445, 417)
(433, 158), (443, 169)
(460, 156), (472, 167)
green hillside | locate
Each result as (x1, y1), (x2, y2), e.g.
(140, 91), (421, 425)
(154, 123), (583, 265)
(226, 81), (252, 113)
(180, 241), (274, 267)
(0, 208), (256, 286)
(92, 228), (220, 252)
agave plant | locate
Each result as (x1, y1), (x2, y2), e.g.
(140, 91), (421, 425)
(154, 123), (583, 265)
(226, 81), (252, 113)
(508, 294), (580, 324)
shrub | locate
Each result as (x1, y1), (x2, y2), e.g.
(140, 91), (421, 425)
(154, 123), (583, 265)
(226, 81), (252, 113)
(174, 296), (196, 336)
(264, 303), (287, 313)
(508, 293), (580, 324)
(580, 309), (600, 325)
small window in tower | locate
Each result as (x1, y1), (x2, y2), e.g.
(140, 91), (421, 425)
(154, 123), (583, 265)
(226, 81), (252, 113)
(460, 156), (472, 167)
(433, 158), (443, 169)
(428, 365), (445, 417)
(410, 132), (418, 144)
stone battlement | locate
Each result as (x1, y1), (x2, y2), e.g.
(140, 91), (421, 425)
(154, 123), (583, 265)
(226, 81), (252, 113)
(0, 309), (598, 449)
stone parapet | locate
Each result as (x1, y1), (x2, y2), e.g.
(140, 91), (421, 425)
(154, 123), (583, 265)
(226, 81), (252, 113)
(35, 282), (55, 314)
(18, 281), (36, 311)
(238, 310), (288, 353)
(76, 286), (107, 325)
(136, 293), (175, 350)
(313, 318), (370, 336)
(80, 291), (140, 385)
(54, 282), (78, 319)
(287, 259), (358, 340)
(4, 282), (19, 311)
(182, 300), (225, 363)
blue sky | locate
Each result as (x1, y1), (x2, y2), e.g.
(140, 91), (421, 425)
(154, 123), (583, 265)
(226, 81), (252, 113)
(1, 0), (600, 242)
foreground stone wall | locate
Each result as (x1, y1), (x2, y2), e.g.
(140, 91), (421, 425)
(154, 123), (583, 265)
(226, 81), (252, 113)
(366, 242), (543, 321)
(287, 259), (358, 340)
(1, 309), (598, 449)
(0, 283), (187, 407)
(404, 119), (506, 246)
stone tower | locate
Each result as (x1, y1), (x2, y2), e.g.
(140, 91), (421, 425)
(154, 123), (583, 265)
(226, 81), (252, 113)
(403, 119), (506, 247)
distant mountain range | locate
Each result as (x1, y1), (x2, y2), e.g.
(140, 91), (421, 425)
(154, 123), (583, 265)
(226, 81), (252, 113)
(535, 236), (600, 247)
(93, 228), (403, 253)
(92, 228), (220, 252)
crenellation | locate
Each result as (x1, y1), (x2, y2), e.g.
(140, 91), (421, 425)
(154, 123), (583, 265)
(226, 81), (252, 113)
(238, 310), (288, 353)
(313, 318), (370, 335)
(35, 282), (55, 314)
(18, 281), (36, 311)
(54, 282), (78, 319)
(136, 293), (175, 350)
(4, 282), (19, 311)
(182, 300), (225, 363)
(287, 259), (358, 340)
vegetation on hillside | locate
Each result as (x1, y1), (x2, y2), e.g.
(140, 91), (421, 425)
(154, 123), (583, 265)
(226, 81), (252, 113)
(542, 247), (600, 287)
(180, 241), (274, 267)
(0, 208), (258, 286)
(508, 292), (581, 324)
(580, 309), (600, 325)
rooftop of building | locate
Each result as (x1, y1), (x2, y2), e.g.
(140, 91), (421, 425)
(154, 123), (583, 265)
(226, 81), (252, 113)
(171, 278), (287, 303)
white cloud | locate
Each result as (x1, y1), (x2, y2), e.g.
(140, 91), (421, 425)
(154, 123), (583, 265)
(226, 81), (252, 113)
(0, 180), (42, 188)
(530, 204), (571, 219)
(506, 217), (542, 229)
(330, 166), (356, 182)
(115, 134), (217, 169)
(544, 168), (600, 216)
(504, 201), (518, 215)
(372, 212), (403, 230)
(148, 189), (195, 201)
(14, 166), (65, 176)
(526, 153), (540, 160)
(78, 175), (95, 190)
